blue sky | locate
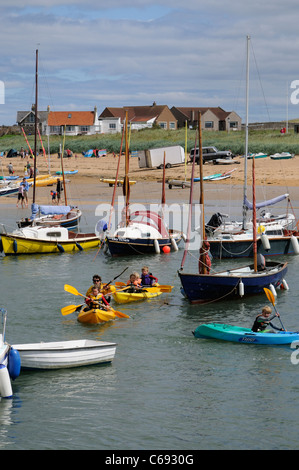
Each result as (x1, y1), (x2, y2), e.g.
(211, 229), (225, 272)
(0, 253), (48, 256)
(1, 0), (299, 125)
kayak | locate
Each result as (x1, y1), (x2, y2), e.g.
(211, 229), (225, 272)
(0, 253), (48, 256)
(77, 307), (116, 324)
(112, 287), (163, 304)
(193, 323), (299, 345)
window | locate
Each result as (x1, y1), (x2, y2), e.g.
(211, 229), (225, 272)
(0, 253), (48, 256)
(68, 113), (72, 118)
(109, 123), (116, 129)
(169, 122), (176, 129)
(80, 126), (89, 132)
(205, 121), (214, 129)
(159, 122), (167, 129)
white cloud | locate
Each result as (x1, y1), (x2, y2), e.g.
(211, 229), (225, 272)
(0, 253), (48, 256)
(1, 1), (299, 125)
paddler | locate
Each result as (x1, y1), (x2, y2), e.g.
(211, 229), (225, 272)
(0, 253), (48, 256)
(251, 306), (284, 332)
(84, 286), (111, 311)
(141, 266), (158, 287)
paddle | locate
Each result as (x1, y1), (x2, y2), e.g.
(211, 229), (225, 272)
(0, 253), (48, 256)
(263, 287), (286, 331)
(63, 284), (130, 319)
(102, 267), (129, 289)
(61, 304), (83, 316)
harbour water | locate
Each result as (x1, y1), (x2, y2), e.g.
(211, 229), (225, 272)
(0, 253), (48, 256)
(1, 200), (299, 450)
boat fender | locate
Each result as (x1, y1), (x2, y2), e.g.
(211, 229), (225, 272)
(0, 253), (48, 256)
(280, 279), (289, 290)
(7, 347), (21, 380)
(0, 235), (3, 252)
(269, 283), (277, 297)
(13, 239), (18, 254)
(57, 243), (64, 253)
(170, 236), (178, 251)
(239, 280), (244, 297)
(291, 235), (299, 255)
(154, 239), (160, 254)
(182, 233), (187, 242)
(261, 233), (271, 251)
(75, 242), (83, 251)
(0, 364), (13, 398)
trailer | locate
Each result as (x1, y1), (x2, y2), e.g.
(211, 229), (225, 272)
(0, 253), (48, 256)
(138, 146), (185, 169)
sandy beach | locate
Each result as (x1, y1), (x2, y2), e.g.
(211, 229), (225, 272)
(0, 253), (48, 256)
(1, 153), (299, 209)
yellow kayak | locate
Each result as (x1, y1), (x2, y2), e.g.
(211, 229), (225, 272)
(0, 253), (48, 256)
(77, 307), (116, 324)
(112, 287), (163, 304)
(100, 178), (136, 187)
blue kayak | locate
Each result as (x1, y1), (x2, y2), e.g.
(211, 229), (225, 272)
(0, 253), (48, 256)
(193, 323), (299, 345)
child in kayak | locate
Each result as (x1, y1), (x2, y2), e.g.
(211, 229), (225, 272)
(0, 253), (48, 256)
(141, 266), (158, 287)
(252, 306), (284, 332)
(126, 273), (142, 292)
(84, 286), (110, 310)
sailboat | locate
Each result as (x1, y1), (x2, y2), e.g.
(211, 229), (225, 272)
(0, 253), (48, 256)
(104, 113), (185, 256)
(178, 105), (288, 304)
(16, 51), (81, 231)
(0, 50), (99, 256)
(205, 36), (299, 258)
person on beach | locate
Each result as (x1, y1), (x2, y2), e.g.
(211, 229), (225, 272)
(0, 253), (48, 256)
(16, 183), (24, 208)
(56, 178), (63, 203)
(141, 266), (158, 286)
(50, 190), (57, 203)
(20, 177), (29, 207)
(251, 306), (284, 332)
(7, 162), (13, 175)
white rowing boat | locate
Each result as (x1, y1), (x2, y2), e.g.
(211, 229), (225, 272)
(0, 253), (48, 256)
(12, 339), (117, 369)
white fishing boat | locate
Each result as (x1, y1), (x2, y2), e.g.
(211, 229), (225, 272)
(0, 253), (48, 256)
(12, 339), (117, 370)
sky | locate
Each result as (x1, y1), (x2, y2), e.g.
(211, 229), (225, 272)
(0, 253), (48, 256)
(1, 0), (299, 126)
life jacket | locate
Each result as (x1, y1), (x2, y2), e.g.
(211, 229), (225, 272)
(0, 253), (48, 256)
(141, 273), (158, 286)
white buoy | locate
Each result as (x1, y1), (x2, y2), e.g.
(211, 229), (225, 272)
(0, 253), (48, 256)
(170, 237), (178, 251)
(239, 280), (244, 297)
(281, 279), (289, 290)
(182, 233), (187, 242)
(154, 239), (160, 254)
(291, 235), (299, 255)
(0, 365), (13, 398)
(269, 283), (277, 297)
(261, 233), (271, 250)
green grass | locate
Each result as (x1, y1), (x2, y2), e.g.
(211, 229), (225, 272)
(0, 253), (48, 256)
(1, 127), (299, 155)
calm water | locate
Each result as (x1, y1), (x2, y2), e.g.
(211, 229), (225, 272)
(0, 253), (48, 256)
(1, 199), (299, 450)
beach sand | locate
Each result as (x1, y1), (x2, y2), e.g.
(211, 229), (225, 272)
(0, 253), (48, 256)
(1, 153), (299, 209)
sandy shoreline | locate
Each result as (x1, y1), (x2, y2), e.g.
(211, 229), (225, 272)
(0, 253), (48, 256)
(1, 153), (299, 209)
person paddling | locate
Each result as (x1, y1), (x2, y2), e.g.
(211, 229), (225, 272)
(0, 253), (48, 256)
(252, 306), (284, 332)
(84, 286), (110, 311)
(141, 266), (158, 287)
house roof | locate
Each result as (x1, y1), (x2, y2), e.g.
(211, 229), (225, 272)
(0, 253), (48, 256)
(100, 104), (171, 123)
(47, 111), (95, 126)
(17, 110), (49, 123)
(173, 107), (232, 120)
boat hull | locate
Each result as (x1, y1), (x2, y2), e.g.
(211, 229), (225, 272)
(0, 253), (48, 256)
(208, 236), (298, 259)
(77, 308), (116, 324)
(178, 261), (288, 304)
(12, 339), (117, 369)
(0, 233), (100, 255)
(193, 323), (299, 345)
(112, 288), (162, 303)
(105, 234), (183, 256)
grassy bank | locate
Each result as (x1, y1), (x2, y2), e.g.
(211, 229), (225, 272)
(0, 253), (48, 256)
(1, 128), (299, 156)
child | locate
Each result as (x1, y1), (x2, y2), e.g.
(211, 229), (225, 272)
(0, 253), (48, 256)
(251, 306), (283, 332)
(51, 190), (57, 204)
(141, 266), (158, 287)
(127, 273), (142, 288)
(84, 286), (110, 310)
(16, 184), (24, 208)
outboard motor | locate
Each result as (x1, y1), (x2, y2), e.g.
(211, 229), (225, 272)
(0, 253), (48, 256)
(205, 212), (223, 235)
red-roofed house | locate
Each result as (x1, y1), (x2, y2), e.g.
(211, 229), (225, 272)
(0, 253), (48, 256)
(100, 103), (178, 130)
(46, 106), (100, 135)
(170, 106), (241, 131)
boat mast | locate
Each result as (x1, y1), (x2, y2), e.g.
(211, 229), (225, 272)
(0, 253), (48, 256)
(242, 35), (250, 229)
(198, 112), (207, 274)
(33, 48), (38, 203)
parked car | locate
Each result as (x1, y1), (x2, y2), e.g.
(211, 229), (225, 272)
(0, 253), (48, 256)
(189, 146), (235, 164)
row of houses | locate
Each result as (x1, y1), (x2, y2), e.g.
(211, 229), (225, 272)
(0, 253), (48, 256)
(17, 103), (242, 136)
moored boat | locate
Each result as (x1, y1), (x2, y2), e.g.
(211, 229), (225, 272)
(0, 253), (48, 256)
(0, 308), (21, 398)
(0, 225), (101, 255)
(193, 323), (299, 345)
(17, 203), (82, 230)
(12, 339), (117, 369)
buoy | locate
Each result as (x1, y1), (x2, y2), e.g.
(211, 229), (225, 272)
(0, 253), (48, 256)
(291, 235), (299, 255)
(280, 279), (289, 290)
(13, 239), (18, 254)
(7, 347), (21, 380)
(269, 283), (277, 297)
(154, 239), (160, 254)
(0, 364), (13, 398)
(170, 237), (178, 251)
(261, 233), (271, 250)
(239, 280), (244, 297)
(57, 243), (65, 253)
(162, 245), (171, 253)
